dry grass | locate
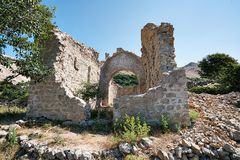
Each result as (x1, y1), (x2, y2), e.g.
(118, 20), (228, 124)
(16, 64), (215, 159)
(0, 143), (20, 160)
(18, 126), (114, 151)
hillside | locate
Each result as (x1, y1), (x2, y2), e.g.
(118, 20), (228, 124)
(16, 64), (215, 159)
(183, 62), (200, 78)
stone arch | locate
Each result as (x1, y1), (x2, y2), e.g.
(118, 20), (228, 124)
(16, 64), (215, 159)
(99, 48), (147, 106)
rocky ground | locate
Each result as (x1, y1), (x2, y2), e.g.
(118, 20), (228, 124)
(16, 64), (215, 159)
(0, 92), (239, 160)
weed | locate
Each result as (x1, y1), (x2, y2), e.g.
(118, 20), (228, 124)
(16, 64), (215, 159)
(124, 154), (144, 160)
(189, 109), (200, 122)
(42, 123), (52, 129)
(172, 122), (181, 133)
(159, 114), (170, 133)
(6, 129), (18, 146)
(52, 133), (64, 145)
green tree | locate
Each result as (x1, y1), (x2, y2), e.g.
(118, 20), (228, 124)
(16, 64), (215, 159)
(221, 64), (240, 91)
(77, 82), (99, 102)
(113, 73), (138, 87)
(0, 0), (55, 81)
(198, 53), (238, 80)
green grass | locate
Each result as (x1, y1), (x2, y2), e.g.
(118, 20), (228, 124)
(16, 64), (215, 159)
(189, 109), (200, 122)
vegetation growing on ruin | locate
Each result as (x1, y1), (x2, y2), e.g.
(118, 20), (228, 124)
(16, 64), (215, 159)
(77, 82), (100, 102)
(113, 73), (138, 87)
(159, 114), (170, 133)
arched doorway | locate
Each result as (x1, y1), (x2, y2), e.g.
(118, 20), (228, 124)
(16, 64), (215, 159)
(99, 48), (146, 106)
(108, 70), (139, 106)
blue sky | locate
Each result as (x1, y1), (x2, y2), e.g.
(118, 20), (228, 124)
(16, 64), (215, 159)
(40, 0), (240, 66)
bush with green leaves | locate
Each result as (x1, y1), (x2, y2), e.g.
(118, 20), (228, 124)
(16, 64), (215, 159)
(90, 108), (113, 120)
(113, 73), (138, 87)
(189, 84), (231, 94)
(157, 114), (182, 133)
(77, 82), (99, 102)
(113, 114), (151, 143)
(198, 53), (238, 80)
(187, 77), (215, 89)
(195, 53), (240, 94)
(220, 64), (240, 92)
(0, 81), (29, 104)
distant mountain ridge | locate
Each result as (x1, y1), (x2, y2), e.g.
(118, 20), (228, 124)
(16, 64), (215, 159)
(182, 62), (200, 78)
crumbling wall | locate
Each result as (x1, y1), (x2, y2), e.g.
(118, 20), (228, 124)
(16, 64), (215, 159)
(113, 69), (190, 126)
(113, 23), (189, 126)
(108, 81), (140, 106)
(27, 29), (100, 121)
(141, 23), (176, 90)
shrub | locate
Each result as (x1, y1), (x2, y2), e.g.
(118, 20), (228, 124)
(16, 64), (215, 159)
(113, 114), (151, 143)
(90, 108), (113, 120)
(221, 64), (240, 92)
(159, 114), (170, 133)
(189, 85), (231, 95)
(0, 81), (29, 104)
(77, 82), (99, 102)
(113, 73), (138, 87)
(187, 77), (215, 89)
(156, 114), (182, 133)
(189, 109), (200, 122)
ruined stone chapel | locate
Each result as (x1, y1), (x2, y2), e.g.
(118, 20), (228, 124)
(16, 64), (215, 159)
(27, 22), (190, 126)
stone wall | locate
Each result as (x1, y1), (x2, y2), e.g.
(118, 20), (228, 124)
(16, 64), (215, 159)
(141, 23), (176, 90)
(108, 81), (140, 106)
(27, 22), (189, 124)
(27, 29), (100, 121)
(113, 68), (190, 126)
